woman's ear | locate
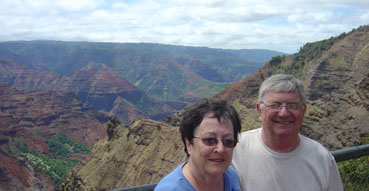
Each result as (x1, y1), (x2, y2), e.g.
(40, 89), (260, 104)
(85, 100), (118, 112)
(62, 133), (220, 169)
(185, 138), (192, 155)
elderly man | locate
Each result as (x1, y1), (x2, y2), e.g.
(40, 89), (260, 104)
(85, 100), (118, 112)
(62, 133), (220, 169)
(232, 74), (343, 191)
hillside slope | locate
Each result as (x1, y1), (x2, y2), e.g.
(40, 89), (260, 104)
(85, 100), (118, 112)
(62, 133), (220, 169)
(216, 25), (369, 149)
(59, 25), (369, 190)
(0, 83), (107, 190)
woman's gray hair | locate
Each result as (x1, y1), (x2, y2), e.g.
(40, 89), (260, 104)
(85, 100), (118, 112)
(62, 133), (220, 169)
(258, 74), (306, 105)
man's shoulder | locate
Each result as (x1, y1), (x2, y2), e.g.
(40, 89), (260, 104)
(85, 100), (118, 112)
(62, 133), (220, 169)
(300, 135), (326, 149)
(240, 128), (261, 137)
(238, 128), (261, 142)
(299, 135), (333, 158)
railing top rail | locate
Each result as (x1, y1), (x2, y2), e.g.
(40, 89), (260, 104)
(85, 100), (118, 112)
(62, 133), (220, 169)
(112, 183), (157, 191)
(331, 144), (369, 162)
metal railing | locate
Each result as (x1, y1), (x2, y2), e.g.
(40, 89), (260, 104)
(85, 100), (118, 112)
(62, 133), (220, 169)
(114, 144), (369, 191)
(112, 184), (157, 191)
(336, 144), (369, 191)
(331, 144), (369, 162)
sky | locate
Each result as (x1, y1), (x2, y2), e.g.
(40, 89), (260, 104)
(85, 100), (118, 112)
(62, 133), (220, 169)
(1, 0), (369, 54)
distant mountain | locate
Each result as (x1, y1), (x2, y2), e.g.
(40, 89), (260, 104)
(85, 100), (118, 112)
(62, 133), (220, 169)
(0, 41), (281, 125)
(116, 43), (283, 82)
(0, 41), (281, 102)
(223, 48), (286, 63)
(59, 25), (369, 190)
(0, 58), (174, 124)
(0, 83), (108, 191)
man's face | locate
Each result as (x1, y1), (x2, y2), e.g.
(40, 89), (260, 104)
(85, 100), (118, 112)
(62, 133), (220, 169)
(257, 91), (306, 139)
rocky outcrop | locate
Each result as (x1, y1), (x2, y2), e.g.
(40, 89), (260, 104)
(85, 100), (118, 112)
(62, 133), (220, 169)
(58, 118), (186, 191)
(303, 72), (369, 149)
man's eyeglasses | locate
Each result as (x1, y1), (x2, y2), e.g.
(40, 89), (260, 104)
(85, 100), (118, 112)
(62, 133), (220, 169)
(261, 102), (305, 112)
(193, 137), (237, 148)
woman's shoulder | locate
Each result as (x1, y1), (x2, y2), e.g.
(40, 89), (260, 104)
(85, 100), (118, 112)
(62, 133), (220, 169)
(225, 165), (238, 176)
(154, 162), (194, 191)
(224, 165), (241, 191)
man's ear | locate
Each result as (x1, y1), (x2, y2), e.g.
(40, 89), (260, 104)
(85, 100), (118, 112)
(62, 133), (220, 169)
(256, 103), (262, 121)
(302, 104), (307, 116)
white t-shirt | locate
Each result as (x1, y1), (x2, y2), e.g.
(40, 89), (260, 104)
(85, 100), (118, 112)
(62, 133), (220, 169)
(232, 128), (343, 191)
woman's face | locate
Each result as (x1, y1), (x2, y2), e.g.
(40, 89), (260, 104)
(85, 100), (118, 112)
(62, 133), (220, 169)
(186, 114), (235, 177)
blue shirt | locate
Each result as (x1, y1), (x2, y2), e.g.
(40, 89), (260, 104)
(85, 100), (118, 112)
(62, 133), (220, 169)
(154, 162), (241, 191)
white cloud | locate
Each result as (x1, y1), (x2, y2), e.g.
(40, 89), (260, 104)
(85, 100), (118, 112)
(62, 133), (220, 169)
(0, 0), (368, 53)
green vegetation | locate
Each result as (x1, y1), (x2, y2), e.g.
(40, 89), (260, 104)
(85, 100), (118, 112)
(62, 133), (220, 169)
(281, 25), (368, 77)
(21, 152), (80, 185)
(33, 129), (42, 136)
(8, 138), (34, 155)
(338, 134), (369, 191)
(350, 25), (369, 33)
(299, 37), (338, 61)
(338, 156), (369, 191)
(361, 133), (369, 145)
(267, 30), (347, 77)
(269, 55), (283, 66)
(9, 133), (91, 185)
(47, 132), (91, 158)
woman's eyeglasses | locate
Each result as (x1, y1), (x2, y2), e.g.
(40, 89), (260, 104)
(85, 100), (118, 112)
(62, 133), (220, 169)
(193, 137), (237, 148)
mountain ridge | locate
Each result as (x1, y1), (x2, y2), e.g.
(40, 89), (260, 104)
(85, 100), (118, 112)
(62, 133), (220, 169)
(0, 40), (282, 101)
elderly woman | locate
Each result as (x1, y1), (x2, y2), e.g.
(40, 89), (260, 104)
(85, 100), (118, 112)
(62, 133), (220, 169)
(155, 99), (242, 191)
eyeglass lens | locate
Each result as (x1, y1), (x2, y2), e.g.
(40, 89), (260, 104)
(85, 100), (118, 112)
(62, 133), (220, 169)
(194, 137), (236, 148)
